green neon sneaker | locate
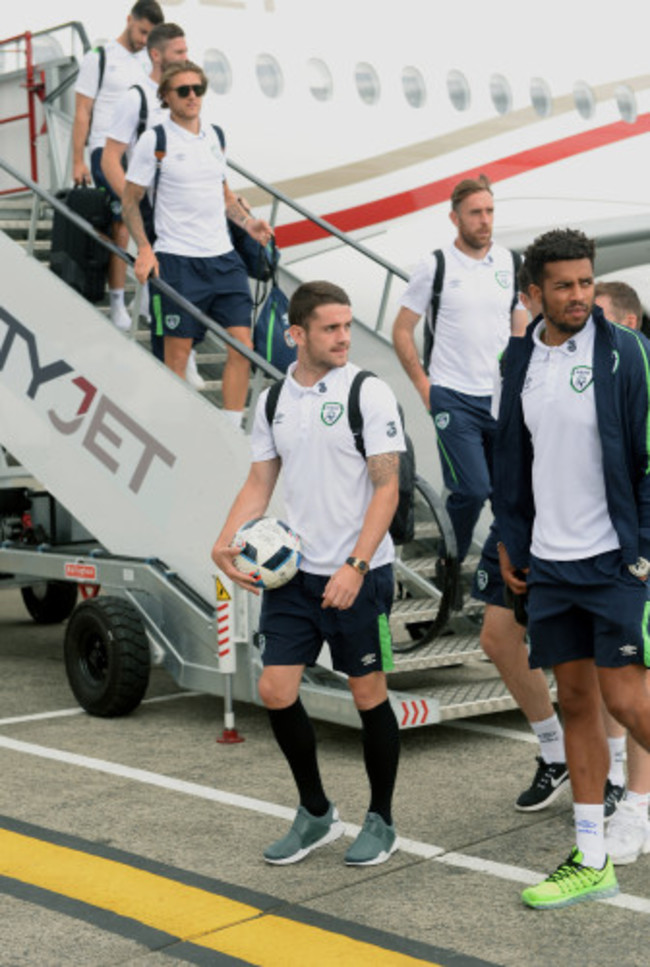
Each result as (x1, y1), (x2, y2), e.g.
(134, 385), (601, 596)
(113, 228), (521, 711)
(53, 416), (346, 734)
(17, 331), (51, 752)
(522, 848), (619, 909)
(263, 803), (344, 865)
(344, 812), (398, 866)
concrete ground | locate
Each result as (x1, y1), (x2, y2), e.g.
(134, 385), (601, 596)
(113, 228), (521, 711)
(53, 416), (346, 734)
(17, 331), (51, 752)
(1, 587), (649, 967)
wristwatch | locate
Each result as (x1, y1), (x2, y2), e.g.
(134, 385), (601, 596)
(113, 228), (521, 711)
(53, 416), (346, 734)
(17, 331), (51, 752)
(629, 557), (650, 579)
(346, 556), (369, 576)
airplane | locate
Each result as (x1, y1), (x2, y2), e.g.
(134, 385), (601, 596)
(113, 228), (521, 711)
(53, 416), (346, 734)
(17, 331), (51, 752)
(1, 0), (649, 303)
(1, 0), (649, 551)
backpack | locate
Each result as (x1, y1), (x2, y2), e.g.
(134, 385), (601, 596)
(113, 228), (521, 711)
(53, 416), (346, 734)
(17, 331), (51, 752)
(131, 83), (148, 139)
(264, 370), (416, 545)
(253, 283), (295, 372)
(151, 123), (278, 281)
(422, 247), (522, 371)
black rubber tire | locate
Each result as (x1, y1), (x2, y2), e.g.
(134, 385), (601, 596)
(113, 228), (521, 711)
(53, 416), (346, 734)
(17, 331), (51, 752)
(64, 597), (150, 717)
(21, 581), (78, 624)
(391, 474), (459, 654)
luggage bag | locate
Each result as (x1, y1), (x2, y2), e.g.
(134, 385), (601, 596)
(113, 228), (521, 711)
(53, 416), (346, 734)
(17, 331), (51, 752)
(50, 186), (112, 303)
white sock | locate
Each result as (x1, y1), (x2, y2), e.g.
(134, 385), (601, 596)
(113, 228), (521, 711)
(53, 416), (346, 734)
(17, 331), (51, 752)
(532, 713), (565, 764)
(224, 409), (243, 428)
(607, 736), (626, 787)
(109, 288), (125, 307)
(625, 791), (649, 812)
(574, 803), (606, 869)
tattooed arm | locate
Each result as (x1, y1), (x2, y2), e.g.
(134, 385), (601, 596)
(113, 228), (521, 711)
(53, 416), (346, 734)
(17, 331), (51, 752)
(321, 451), (400, 610)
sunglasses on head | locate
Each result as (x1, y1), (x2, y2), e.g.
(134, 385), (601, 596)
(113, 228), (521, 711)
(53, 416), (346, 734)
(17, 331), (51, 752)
(170, 83), (206, 98)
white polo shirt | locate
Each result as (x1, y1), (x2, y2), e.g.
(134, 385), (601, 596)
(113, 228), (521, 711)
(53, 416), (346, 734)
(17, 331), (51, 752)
(126, 119), (232, 257)
(106, 75), (166, 160)
(75, 41), (149, 152)
(251, 362), (406, 575)
(522, 316), (619, 561)
(401, 242), (521, 395)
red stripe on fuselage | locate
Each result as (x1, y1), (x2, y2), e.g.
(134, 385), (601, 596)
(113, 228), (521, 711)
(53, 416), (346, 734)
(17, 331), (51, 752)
(273, 113), (650, 247)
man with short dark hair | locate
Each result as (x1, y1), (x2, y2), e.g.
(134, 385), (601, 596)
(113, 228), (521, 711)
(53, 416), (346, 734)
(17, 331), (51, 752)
(73, 1), (165, 331)
(494, 227), (650, 909)
(122, 61), (272, 421)
(212, 280), (404, 867)
(392, 174), (527, 570)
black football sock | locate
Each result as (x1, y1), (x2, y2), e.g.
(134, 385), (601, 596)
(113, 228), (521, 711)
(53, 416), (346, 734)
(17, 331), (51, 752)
(359, 699), (400, 826)
(267, 698), (329, 817)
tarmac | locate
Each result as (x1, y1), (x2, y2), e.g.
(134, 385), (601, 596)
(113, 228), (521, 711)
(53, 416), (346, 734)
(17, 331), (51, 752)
(2, 586), (650, 967)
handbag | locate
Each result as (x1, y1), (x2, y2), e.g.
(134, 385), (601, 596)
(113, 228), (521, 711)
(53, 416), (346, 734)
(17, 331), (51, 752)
(229, 223), (279, 282)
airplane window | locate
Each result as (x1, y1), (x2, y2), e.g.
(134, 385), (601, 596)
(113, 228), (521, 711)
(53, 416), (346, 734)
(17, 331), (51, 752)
(615, 85), (638, 123)
(204, 49), (232, 95)
(256, 53), (284, 98)
(402, 66), (426, 108)
(447, 70), (470, 111)
(573, 82), (595, 120)
(307, 58), (333, 102)
(355, 62), (380, 105)
(530, 77), (552, 117)
(490, 74), (512, 115)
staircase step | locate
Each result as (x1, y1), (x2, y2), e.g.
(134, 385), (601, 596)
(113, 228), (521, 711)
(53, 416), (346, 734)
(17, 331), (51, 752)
(391, 633), (484, 671)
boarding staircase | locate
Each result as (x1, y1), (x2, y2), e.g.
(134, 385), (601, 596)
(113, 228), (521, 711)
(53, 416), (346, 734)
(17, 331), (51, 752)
(0, 21), (554, 727)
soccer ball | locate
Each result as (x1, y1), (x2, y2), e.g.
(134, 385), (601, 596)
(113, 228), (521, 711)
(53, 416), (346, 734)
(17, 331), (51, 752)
(231, 517), (302, 589)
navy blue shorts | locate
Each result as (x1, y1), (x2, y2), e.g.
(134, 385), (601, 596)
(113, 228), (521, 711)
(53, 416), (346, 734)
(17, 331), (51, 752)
(152, 251), (252, 342)
(90, 148), (122, 220)
(258, 565), (395, 678)
(472, 520), (507, 607)
(527, 551), (650, 669)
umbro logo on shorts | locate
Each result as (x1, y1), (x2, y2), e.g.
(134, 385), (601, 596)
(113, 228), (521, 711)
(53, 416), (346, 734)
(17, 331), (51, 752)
(620, 644), (638, 657)
(361, 652), (377, 666)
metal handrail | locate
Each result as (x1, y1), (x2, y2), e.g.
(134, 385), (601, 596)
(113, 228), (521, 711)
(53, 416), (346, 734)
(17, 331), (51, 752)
(0, 156), (284, 380)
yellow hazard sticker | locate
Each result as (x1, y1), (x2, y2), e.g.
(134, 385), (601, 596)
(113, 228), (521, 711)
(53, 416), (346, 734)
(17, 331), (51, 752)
(215, 577), (231, 601)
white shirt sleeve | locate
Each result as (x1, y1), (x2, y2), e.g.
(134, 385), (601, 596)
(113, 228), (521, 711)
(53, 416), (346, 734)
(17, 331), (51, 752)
(125, 128), (157, 188)
(75, 49), (101, 99)
(250, 388), (279, 463)
(400, 253), (437, 317)
(358, 376), (406, 457)
(106, 87), (141, 145)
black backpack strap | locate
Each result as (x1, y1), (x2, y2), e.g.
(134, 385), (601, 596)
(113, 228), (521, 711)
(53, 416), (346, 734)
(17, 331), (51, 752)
(212, 124), (226, 151)
(423, 249), (445, 371)
(151, 123), (166, 217)
(131, 84), (148, 139)
(510, 249), (523, 313)
(265, 378), (285, 426)
(95, 46), (106, 95)
(348, 370), (376, 460)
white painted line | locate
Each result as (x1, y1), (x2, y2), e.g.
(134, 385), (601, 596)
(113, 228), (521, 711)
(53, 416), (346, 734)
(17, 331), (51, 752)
(1, 734), (648, 913)
(0, 691), (201, 728)
(446, 721), (537, 744)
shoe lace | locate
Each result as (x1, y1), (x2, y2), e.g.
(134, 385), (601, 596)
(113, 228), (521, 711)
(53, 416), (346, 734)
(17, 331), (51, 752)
(531, 757), (554, 790)
(547, 853), (603, 891)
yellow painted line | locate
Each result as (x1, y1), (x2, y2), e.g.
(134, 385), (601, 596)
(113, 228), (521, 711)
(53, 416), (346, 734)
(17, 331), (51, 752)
(0, 830), (439, 965)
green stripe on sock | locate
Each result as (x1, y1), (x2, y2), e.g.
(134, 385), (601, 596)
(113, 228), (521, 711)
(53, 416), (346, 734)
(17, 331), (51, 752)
(378, 613), (394, 672)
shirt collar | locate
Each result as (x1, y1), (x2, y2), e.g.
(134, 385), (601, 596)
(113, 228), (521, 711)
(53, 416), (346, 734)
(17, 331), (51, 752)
(451, 241), (495, 268)
(532, 315), (594, 355)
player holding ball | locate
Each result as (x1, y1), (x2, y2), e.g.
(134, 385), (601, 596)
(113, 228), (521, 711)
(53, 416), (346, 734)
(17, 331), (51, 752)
(212, 280), (405, 868)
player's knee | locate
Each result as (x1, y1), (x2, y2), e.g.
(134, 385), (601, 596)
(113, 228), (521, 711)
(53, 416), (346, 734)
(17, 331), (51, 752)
(258, 669), (298, 709)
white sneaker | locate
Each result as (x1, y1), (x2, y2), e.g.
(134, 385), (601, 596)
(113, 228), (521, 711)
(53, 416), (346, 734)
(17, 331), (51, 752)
(110, 302), (132, 332)
(605, 800), (650, 865)
(185, 350), (206, 390)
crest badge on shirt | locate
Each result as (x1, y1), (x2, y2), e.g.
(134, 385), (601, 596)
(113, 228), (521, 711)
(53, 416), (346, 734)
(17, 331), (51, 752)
(570, 365), (593, 393)
(495, 270), (512, 289)
(321, 402), (344, 425)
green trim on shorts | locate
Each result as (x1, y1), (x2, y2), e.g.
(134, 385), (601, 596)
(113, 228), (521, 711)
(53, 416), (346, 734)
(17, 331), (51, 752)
(152, 293), (163, 338)
(434, 430), (458, 485)
(378, 613), (394, 672)
(643, 600), (650, 667)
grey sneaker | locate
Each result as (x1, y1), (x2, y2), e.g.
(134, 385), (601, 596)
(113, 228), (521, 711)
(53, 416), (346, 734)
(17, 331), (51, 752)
(264, 803), (344, 865)
(344, 812), (397, 866)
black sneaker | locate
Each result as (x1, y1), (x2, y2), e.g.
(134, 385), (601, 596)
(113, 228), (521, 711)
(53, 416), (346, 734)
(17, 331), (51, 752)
(604, 780), (626, 819)
(515, 756), (569, 812)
